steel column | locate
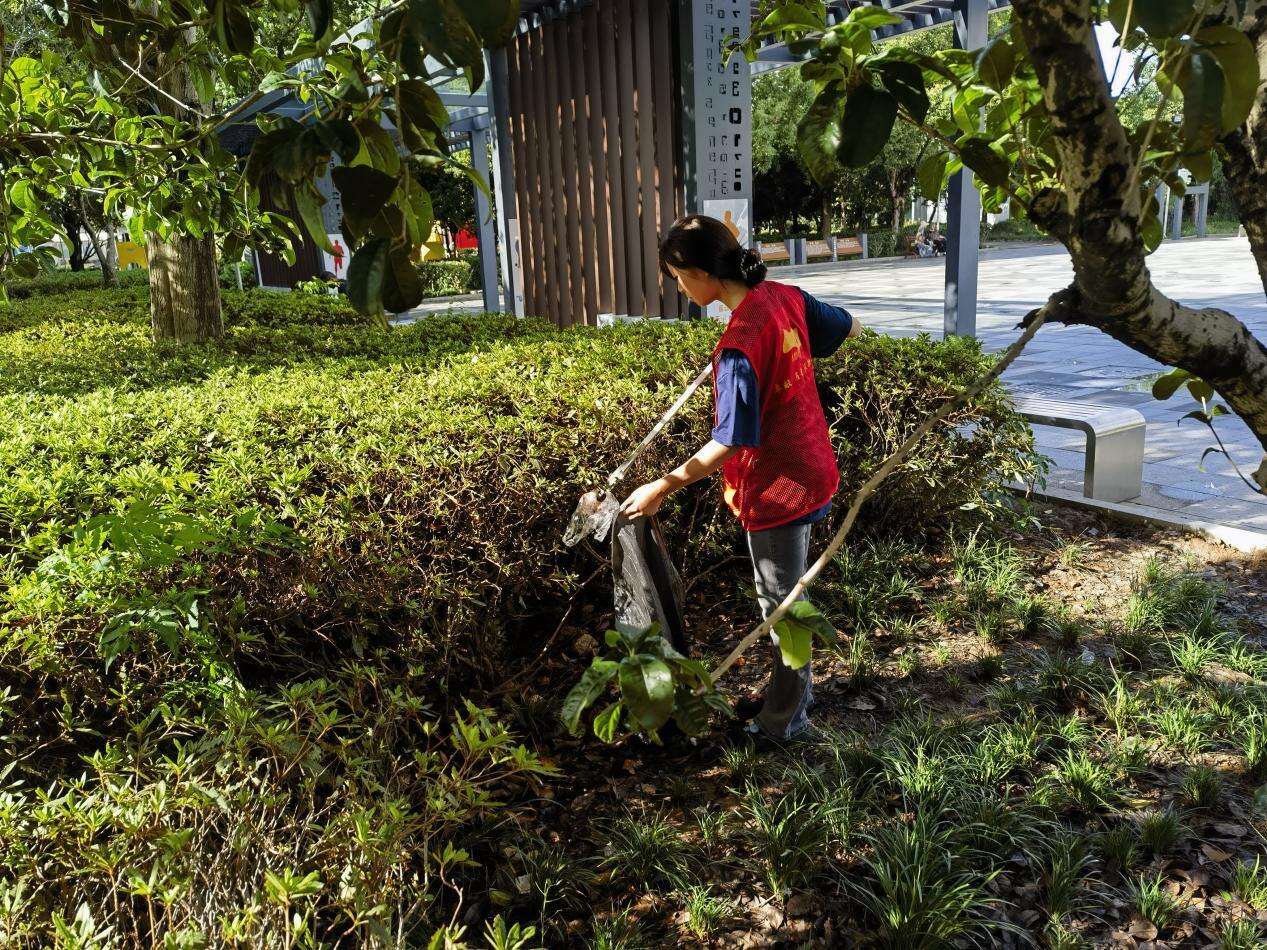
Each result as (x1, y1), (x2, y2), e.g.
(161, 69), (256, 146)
(943, 0), (986, 338)
(469, 127), (500, 314)
(487, 49), (524, 316)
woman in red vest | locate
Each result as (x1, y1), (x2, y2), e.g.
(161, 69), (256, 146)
(621, 214), (861, 741)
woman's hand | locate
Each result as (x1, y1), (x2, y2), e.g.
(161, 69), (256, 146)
(620, 479), (670, 519)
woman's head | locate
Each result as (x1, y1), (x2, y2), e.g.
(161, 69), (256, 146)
(658, 213), (766, 306)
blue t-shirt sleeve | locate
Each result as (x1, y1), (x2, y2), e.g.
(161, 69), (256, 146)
(800, 289), (854, 358)
(711, 349), (760, 447)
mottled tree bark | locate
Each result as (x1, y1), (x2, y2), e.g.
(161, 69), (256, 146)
(1013, 0), (1267, 489)
(78, 191), (117, 289)
(145, 27), (222, 343)
(1220, 5), (1267, 298)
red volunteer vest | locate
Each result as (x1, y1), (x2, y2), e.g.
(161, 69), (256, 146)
(714, 281), (839, 531)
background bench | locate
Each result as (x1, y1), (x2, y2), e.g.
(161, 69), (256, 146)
(1014, 396), (1146, 502)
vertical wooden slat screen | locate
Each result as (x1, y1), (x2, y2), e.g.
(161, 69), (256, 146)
(566, 14), (598, 322)
(614, 0), (643, 319)
(651, 0), (681, 318)
(632, 0), (659, 315)
(598, 0), (628, 319)
(502, 0), (683, 326)
(506, 35), (538, 316)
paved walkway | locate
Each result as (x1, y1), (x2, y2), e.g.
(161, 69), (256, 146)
(787, 237), (1267, 539)
(406, 236), (1267, 539)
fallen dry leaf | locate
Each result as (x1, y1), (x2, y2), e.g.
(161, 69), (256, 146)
(1201, 843), (1235, 862)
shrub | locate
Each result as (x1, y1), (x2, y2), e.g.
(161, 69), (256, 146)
(865, 230), (900, 258)
(0, 288), (1039, 942)
(3, 266), (149, 299)
(417, 258), (475, 298)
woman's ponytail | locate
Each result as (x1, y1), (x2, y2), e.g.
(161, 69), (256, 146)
(659, 214), (767, 288)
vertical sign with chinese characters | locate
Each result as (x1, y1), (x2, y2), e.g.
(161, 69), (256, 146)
(686, 0), (752, 209)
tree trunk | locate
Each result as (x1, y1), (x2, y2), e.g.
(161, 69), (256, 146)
(889, 170), (902, 234)
(1219, 6), (1267, 298)
(146, 27), (223, 342)
(78, 192), (117, 289)
(820, 191), (832, 240)
(1013, 0), (1267, 489)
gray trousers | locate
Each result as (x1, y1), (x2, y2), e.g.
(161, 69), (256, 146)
(746, 522), (814, 738)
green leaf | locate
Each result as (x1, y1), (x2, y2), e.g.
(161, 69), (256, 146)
(459, 0), (519, 47)
(672, 684), (712, 737)
(957, 136), (1011, 186)
(332, 165), (398, 223)
(1180, 409), (1211, 425)
(561, 658), (619, 735)
(593, 701), (622, 743)
(306, 0), (333, 41)
(875, 59), (929, 124)
(293, 185), (334, 254)
(1150, 367), (1191, 400)
(1186, 377), (1215, 401)
(785, 600), (841, 651)
(382, 245), (426, 313)
(408, 0), (484, 84)
(1135, 0), (1195, 38)
(213, 0), (255, 56)
(976, 35), (1015, 91)
(347, 237), (390, 315)
(917, 150), (950, 200)
(1180, 52), (1224, 151)
(313, 119), (360, 162)
(398, 79), (450, 140)
(843, 6), (903, 30)
(796, 101), (843, 187)
(1195, 26), (1258, 131)
(772, 616), (812, 670)
(618, 655), (674, 732)
(837, 85), (898, 168)
(757, 2), (825, 35)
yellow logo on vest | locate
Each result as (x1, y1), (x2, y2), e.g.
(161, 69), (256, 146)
(781, 327), (802, 354)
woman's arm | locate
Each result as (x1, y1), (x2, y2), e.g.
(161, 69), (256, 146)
(619, 440), (740, 519)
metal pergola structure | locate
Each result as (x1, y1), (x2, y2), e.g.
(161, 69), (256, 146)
(232, 0), (1006, 335)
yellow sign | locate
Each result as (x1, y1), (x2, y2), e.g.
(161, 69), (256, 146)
(419, 223), (447, 261)
(117, 241), (147, 269)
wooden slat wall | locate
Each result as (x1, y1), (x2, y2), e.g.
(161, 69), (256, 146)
(502, 0), (685, 326)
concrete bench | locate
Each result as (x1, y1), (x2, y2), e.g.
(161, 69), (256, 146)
(1013, 396), (1146, 502)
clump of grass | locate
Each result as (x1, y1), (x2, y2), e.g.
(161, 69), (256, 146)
(681, 885), (735, 940)
(1226, 857), (1267, 908)
(1123, 559), (1221, 633)
(952, 532), (1027, 612)
(1010, 593), (1053, 636)
(590, 908), (647, 950)
(1177, 764), (1221, 810)
(1045, 749), (1120, 813)
(1040, 832), (1090, 920)
(1044, 918), (1089, 949)
(896, 651), (922, 679)
(722, 744), (763, 785)
(845, 629), (878, 687)
(690, 806), (728, 851)
(1117, 628), (1156, 669)
(1127, 872), (1181, 931)
(1033, 650), (1099, 709)
(599, 810), (696, 890)
(1057, 539), (1092, 569)
(1137, 807), (1185, 856)
(741, 783), (830, 897)
(846, 812), (1014, 948)
(1150, 702), (1211, 756)
(1219, 920), (1264, 950)
(1169, 632), (1220, 681)
(972, 651), (1004, 683)
(974, 610), (1008, 646)
(1225, 639), (1267, 678)
(1095, 673), (1143, 736)
(1241, 716), (1267, 780)
(1096, 824), (1140, 877)
(970, 719), (1041, 786)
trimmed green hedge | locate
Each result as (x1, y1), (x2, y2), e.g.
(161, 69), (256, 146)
(0, 287), (1040, 942)
(418, 258), (475, 298)
(2, 266), (149, 299)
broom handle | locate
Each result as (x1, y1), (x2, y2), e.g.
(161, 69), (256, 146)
(606, 363), (713, 489)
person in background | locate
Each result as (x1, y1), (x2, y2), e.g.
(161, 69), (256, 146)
(619, 214), (862, 743)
